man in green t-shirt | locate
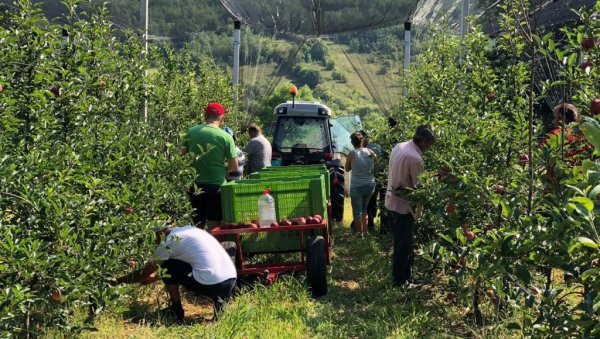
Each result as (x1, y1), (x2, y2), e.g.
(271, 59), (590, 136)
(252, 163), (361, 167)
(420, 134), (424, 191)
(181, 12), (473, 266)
(181, 102), (238, 229)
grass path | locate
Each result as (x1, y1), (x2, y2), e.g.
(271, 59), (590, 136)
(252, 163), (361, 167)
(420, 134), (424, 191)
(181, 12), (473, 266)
(66, 200), (517, 338)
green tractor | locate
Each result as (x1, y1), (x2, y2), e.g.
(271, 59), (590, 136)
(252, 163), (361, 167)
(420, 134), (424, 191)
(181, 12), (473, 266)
(270, 99), (363, 221)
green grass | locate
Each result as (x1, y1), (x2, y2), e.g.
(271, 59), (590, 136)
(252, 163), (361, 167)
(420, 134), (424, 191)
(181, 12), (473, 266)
(43, 199), (521, 338)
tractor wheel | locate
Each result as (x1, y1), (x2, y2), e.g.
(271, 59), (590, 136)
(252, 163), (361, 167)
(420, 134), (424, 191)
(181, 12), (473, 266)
(306, 236), (328, 297)
(330, 167), (345, 222)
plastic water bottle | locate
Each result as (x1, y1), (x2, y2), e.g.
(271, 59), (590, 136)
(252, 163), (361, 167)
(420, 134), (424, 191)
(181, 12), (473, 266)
(258, 190), (276, 228)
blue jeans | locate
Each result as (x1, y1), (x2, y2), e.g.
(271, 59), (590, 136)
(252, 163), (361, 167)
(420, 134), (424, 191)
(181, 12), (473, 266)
(388, 211), (415, 285)
(350, 183), (375, 218)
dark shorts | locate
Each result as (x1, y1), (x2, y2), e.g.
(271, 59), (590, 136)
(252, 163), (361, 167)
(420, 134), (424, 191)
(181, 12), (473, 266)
(161, 259), (236, 299)
(188, 184), (223, 224)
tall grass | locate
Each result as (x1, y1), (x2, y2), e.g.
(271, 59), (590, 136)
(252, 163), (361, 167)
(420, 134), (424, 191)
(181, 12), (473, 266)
(42, 200), (520, 338)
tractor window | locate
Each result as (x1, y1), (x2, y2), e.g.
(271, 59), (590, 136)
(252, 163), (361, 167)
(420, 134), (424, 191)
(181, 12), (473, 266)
(273, 117), (328, 150)
(330, 116), (363, 155)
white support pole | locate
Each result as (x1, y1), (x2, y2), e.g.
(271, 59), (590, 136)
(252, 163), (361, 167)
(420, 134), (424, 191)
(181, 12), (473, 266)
(140, 0), (148, 120)
(403, 22), (411, 96)
(459, 0), (470, 44)
(233, 20), (241, 101)
(233, 21), (241, 87)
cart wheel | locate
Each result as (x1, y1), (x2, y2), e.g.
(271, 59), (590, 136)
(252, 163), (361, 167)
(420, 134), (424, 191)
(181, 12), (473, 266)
(306, 236), (328, 297)
(220, 241), (237, 263)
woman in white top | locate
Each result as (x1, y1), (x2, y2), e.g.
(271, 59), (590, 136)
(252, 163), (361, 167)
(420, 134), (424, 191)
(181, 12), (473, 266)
(345, 131), (377, 237)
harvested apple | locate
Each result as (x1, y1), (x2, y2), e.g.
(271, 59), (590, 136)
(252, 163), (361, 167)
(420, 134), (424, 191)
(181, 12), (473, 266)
(313, 214), (323, 223)
(249, 223), (258, 228)
(270, 222), (279, 227)
(280, 219), (291, 226)
(251, 220), (260, 227)
(296, 217), (306, 225)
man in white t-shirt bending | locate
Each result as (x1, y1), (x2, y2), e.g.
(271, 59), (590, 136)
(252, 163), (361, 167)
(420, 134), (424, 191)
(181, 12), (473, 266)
(115, 225), (237, 322)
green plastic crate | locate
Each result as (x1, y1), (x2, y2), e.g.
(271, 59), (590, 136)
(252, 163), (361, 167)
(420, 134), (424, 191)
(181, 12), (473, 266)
(254, 165), (330, 198)
(249, 172), (330, 199)
(220, 178), (326, 252)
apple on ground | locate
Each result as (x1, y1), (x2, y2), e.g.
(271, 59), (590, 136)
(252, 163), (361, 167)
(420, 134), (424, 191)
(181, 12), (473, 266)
(591, 98), (600, 115)
(581, 38), (595, 50)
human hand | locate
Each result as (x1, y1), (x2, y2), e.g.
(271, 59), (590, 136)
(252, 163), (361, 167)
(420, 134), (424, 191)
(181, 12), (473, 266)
(141, 273), (158, 285)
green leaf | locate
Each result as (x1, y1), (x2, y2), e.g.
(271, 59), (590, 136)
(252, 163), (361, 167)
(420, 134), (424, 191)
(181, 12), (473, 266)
(507, 322), (521, 330)
(570, 197), (594, 212)
(515, 266), (531, 284)
(438, 233), (454, 245)
(581, 118), (600, 151)
(581, 268), (600, 281)
(567, 53), (577, 66)
(568, 237), (599, 254)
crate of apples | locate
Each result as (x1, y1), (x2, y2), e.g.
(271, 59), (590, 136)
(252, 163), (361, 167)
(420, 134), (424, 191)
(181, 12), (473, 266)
(278, 214), (323, 226)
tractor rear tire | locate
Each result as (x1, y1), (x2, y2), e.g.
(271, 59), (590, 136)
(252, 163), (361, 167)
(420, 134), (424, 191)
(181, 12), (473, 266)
(306, 236), (328, 297)
(330, 168), (345, 222)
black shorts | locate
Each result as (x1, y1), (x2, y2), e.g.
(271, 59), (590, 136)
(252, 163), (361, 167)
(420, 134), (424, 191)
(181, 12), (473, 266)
(161, 259), (236, 299)
(188, 184), (223, 224)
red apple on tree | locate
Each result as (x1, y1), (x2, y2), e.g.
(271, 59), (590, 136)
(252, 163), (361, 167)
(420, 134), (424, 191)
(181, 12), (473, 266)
(446, 204), (456, 214)
(518, 154), (529, 165)
(459, 256), (467, 267)
(0, 83), (3, 93)
(591, 98), (600, 115)
(50, 86), (60, 97)
(125, 207), (134, 215)
(128, 260), (137, 268)
(465, 231), (475, 241)
(579, 61), (595, 72)
(51, 290), (61, 302)
(486, 90), (497, 101)
(493, 184), (507, 195)
(581, 38), (595, 50)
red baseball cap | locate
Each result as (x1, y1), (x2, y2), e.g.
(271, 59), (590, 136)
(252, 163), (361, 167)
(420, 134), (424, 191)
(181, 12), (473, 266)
(205, 102), (225, 115)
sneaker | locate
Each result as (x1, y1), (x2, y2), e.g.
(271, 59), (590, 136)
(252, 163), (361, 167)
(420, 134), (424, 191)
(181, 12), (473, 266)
(158, 303), (184, 323)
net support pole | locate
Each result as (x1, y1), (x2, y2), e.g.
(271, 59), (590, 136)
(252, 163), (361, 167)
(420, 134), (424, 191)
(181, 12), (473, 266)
(460, 0), (470, 43)
(403, 22), (411, 96)
(233, 21), (241, 97)
(140, 0), (148, 121)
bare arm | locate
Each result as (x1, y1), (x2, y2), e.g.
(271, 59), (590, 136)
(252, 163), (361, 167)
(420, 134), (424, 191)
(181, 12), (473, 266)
(227, 157), (238, 173)
(345, 151), (354, 172)
(116, 261), (161, 285)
